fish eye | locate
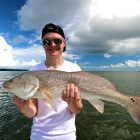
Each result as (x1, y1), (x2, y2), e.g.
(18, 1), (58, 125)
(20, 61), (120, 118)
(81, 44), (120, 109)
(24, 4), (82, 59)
(9, 79), (13, 83)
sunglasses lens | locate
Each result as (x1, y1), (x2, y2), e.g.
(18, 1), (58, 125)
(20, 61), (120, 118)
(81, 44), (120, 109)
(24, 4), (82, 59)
(43, 38), (63, 46)
(54, 38), (62, 44)
(43, 39), (51, 45)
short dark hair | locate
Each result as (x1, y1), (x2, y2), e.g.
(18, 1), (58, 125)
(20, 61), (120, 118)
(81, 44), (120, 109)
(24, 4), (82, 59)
(42, 23), (66, 52)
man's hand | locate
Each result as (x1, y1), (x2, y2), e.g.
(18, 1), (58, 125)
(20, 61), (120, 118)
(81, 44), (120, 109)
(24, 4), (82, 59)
(61, 84), (80, 102)
(13, 96), (28, 112)
(13, 95), (37, 118)
(61, 84), (83, 114)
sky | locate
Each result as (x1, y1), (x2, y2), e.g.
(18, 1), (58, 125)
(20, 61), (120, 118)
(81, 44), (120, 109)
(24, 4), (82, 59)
(0, 0), (140, 71)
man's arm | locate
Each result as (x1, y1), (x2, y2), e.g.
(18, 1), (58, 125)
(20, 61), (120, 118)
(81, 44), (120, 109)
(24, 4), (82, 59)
(13, 96), (38, 118)
(61, 84), (83, 114)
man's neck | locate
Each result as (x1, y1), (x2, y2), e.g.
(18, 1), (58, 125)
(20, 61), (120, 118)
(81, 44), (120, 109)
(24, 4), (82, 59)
(45, 57), (64, 70)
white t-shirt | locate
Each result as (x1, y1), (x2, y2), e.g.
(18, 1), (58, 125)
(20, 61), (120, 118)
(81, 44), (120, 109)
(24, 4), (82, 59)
(30, 60), (81, 140)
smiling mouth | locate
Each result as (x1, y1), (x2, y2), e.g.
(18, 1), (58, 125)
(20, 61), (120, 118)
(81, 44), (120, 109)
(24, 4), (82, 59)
(48, 48), (60, 51)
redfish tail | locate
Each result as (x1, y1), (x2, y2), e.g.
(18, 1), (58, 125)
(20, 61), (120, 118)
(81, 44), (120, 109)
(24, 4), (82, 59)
(126, 96), (140, 124)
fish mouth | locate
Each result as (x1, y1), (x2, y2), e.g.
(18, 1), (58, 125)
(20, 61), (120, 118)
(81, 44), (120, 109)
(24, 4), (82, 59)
(2, 83), (10, 91)
(2, 83), (7, 89)
(2, 87), (10, 92)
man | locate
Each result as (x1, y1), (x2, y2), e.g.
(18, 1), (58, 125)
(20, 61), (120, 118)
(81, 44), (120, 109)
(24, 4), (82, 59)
(13, 23), (83, 140)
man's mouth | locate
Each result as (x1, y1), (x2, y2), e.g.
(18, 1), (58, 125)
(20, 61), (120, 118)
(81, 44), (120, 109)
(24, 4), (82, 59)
(48, 48), (60, 51)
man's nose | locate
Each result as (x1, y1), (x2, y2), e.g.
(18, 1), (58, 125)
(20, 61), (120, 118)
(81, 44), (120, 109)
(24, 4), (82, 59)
(50, 40), (56, 46)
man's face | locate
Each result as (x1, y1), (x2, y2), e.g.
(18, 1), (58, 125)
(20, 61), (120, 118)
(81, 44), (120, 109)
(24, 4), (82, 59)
(42, 33), (66, 58)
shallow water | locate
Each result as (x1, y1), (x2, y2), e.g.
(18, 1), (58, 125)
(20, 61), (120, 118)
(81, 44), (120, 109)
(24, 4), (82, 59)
(0, 71), (140, 140)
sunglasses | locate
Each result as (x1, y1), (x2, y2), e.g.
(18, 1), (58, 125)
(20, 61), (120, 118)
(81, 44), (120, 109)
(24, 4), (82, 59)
(42, 38), (63, 46)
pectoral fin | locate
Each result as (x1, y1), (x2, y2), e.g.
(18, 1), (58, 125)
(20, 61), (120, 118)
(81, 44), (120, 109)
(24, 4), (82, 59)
(43, 99), (57, 112)
(39, 88), (53, 100)
(89, 99), (104, 113)
(39, 88), (57, 112)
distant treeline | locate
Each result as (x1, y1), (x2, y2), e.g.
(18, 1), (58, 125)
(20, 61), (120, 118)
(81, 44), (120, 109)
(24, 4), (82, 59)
(0, 69), (28, 71)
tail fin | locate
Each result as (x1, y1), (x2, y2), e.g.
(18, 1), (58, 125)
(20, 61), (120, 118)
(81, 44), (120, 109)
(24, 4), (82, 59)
(126, 96), (140, 124)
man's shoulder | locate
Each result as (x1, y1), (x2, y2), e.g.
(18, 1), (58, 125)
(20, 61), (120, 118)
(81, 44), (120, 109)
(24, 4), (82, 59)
(29, 62), (45, 71)
(64, 60), (79, 66)
(63, 60), (81, 72)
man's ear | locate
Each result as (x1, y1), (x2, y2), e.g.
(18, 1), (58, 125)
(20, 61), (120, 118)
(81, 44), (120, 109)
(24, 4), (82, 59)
(63, 39), (66, 52)
(63, 39), (66, 45)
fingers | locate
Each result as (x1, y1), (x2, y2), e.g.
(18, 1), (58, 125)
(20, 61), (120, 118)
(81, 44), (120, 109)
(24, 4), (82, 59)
(13, 95), (27, 111)
(62, 87), (66, 101)
(13, 95), (22, 106)
(62, 84), (80, 102)
(70, 84), (74, 98)
(62, 84), (70, 102)
(74, 86), (80, 102)
(66, 84), (70, 101)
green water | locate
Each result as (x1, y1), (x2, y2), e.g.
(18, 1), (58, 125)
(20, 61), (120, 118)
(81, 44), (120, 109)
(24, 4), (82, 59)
(0, 71), (140, 140)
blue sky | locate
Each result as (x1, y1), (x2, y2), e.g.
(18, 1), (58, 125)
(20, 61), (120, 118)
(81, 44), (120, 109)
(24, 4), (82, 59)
(0, 0), (140, 71)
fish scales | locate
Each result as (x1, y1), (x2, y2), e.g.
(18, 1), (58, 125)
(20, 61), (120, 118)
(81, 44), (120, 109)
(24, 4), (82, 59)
(13, 70), (133, 103)
(31, 71), (132, 105)
(2, 70), (140, 124)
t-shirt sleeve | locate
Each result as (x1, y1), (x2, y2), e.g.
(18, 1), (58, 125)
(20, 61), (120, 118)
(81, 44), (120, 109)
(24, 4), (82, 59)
(73, 64), (81, 71)
(29, 63), (44, 71)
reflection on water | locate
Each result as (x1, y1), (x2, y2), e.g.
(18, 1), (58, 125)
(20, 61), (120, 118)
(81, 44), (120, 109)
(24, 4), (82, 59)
(0, 71), (32, 140)
(0, 71), (140, 140)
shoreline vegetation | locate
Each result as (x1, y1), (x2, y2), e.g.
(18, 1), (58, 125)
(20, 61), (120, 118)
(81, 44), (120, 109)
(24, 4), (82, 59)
(0, 69), (28, 71)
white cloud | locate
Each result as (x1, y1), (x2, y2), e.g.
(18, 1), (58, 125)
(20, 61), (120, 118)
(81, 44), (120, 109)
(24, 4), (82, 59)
(101, 66), (110, 69)
(17, 0), (91, 31)
(0, 35), (40, 69)
(110, 63), (126, 68)
(90, 0), (140, 19)
(2, 35), (140, 70)
(100, 63), (126, 70)
(28, 33), (41, 44)
(0, 36), (16, 67)
(62, 52), (81, 60)
(109, 38), (140, 55)
(12, 44), (45, 61)
(0, 35), (82, 69)
(13, 34), (28, 44)
(125, 60), (140, 68)
(18, 59), (40, 68)
(67, 0), (140, 55)
(104, 53), (112, 58)
(100, 60), (140, 70)
(16, 0), (140, 55)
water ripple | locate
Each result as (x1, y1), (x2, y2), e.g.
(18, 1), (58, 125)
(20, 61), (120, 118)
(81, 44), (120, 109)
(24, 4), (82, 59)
(0, 71), (140, 140)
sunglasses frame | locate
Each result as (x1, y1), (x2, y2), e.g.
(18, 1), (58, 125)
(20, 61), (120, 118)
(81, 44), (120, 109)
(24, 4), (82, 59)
(42, 38), (63, 46)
